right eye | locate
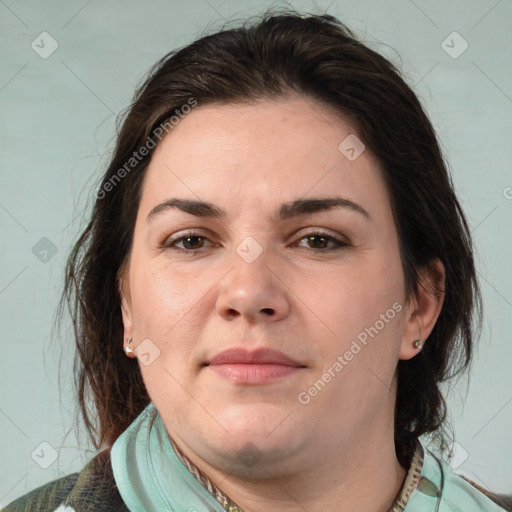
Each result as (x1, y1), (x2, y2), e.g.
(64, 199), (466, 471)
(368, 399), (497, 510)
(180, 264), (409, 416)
(162, 230), (217, 253)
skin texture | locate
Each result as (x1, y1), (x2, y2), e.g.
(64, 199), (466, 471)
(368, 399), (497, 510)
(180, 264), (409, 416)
(119, 95), (445, 512)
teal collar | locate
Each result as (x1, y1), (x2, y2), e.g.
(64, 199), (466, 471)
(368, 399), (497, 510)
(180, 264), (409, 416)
(110, 402), (506, 511)
(110, 402), (225, 511)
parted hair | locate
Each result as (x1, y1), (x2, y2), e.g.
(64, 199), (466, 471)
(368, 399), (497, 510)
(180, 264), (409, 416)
(59, 8), (481, 469)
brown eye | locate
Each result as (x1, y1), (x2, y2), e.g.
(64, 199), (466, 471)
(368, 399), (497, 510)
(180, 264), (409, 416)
(163, 231), (214, 253)
(296, 231), (347, 251)
(179, 235), (205, 250)
(305, 235), (329, 249)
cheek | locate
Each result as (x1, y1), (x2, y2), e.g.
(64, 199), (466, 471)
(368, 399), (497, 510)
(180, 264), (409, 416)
(129, 262), (201, 335)
(308, 260), (400, 331)
(311, 253), (404, 363)
(129, 262), (215, 378)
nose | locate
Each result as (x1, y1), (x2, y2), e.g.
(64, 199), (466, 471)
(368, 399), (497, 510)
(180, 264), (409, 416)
(215, 244), (290, 323)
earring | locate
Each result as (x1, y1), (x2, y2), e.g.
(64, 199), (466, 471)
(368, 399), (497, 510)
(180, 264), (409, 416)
(124, 337), (136, 358)
(412, 316), (422, 349)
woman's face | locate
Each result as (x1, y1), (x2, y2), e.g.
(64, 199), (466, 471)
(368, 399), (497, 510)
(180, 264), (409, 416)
(120, 96), (435, 475)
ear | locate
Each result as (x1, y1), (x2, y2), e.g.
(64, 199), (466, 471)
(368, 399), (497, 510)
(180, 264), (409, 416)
(399, 258), (445, 360)
(118, 268), (133, 347)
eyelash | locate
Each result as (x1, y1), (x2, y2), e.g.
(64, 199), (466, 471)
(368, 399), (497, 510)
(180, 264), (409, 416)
(162, 229), (348, 254)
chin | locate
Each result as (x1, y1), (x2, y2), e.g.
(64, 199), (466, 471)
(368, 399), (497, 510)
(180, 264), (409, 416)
(206, 406), (305, 459)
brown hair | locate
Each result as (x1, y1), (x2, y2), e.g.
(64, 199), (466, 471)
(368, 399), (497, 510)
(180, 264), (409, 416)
(58, 8), (481, 469)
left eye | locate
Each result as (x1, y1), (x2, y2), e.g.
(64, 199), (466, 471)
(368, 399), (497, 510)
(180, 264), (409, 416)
(164, 233), (213, 251)
(295, 232), (347, 251)
(163, 231), (347, 252)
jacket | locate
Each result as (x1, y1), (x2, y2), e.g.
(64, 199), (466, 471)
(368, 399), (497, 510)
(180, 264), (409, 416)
(2, 448), (128, 512)
(2, 447), (511, 512)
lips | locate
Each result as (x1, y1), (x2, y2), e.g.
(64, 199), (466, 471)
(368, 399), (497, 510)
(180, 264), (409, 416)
(205, 347), (304, 367)
(204, 347), (306, 384)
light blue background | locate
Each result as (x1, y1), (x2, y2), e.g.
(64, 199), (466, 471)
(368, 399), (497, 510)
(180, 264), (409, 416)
(1, 0), (511, 506)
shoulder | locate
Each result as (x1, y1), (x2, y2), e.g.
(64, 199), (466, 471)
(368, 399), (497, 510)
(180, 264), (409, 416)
(442, 469), (511, 511)
(419, 446), (511, 511)
(1, 473), (79, 512)
(458, 474), (512, 511)
(1, 449), (129, 512)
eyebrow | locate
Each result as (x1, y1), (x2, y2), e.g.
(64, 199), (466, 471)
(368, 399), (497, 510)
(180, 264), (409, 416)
(146, 196), (370, 223)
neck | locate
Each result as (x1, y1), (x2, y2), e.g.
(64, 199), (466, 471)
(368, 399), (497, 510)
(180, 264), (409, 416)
(169, 419), (408, 512)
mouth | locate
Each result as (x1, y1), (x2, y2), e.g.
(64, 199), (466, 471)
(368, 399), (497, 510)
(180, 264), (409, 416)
(204, 347), (306, 384)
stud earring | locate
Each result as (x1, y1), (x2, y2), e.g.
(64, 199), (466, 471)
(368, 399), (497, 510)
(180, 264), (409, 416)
(412, 316), (423, 349)
(124, 337), (136, 358)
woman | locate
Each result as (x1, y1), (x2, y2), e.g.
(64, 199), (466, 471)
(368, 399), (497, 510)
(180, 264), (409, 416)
(3, 9), (510, 512)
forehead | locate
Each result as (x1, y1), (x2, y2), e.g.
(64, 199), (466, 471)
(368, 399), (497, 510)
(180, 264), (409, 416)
(137, 96), (391, 224)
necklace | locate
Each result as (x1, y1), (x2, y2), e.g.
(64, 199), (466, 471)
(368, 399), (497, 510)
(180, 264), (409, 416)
(168, 430), (425, 512)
